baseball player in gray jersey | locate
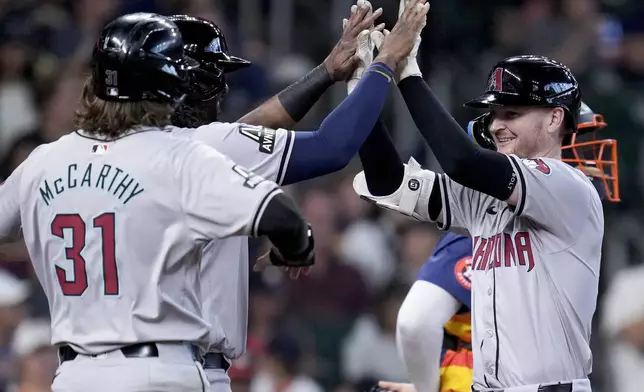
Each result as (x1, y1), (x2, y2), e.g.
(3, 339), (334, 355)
(0, 3), (429, 391)
(350, 7), (618, 390)
(164, 2), (427, 391)
(366, 103), (619, 392)
(0, 13), (319, 392)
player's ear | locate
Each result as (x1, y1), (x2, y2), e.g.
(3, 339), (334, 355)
(546, 107), (565, 136)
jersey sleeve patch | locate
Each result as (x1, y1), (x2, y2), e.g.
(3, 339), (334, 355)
(453, 256), (472, 290)
(238, 125), (276, 154)
(521, 158), (551, 175)
(231, 165), (265, 189)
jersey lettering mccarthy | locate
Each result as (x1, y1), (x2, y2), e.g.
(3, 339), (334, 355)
(436, 155), (603, 389)
(171, 122), (294, 358)
(0, 129), (280, 354)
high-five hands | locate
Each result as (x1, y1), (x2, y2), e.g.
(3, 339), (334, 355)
(325, 0), (384, 82)
(344, 0), (429, 90)
(374, 0), (429, 75)
(372, 0), (427, 79)
(344, 0), (383, 94)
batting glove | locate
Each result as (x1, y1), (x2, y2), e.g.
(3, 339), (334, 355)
(397, 0), (426, 80)
(345, 0), (376, 95)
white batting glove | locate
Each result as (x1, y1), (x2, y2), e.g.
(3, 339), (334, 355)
(344, 0), (376, 95)
(347, 30), (375, 95)
(397, 0), (426, 80)
(370, 29), (388, 51)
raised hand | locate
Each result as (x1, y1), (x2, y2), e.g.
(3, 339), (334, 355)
(397, 0), (426, 79)
(374, 0), (429, 73)
(347, 30), (375, 94)
(324, 0), (384, 82)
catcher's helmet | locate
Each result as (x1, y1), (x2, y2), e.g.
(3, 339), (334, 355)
(466, 102), (619, 202)
(562, 102), (619, 202)
(465, 55), (581, 130)
(91, 13), (199, 103)
(168, 15), (251, 102)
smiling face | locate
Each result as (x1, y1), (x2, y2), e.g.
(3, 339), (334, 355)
(488, 105), (566, 158)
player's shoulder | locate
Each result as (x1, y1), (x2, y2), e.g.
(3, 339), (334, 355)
(17, 137), (64, 173)
(512, 155), (592, 183)
(177, 121), (246, 136)
(163, 130), (227, 158)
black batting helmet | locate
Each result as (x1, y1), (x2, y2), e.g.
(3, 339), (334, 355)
(465, 55), (581, 130)
(465, 102), (619, 202)
(91, 13), (199, 103)
(168, 15), (251, 103)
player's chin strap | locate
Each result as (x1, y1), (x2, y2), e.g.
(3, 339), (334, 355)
(353, 157), (436, 221)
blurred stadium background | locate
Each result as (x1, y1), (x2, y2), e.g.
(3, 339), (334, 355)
(0, 0), (643, 391)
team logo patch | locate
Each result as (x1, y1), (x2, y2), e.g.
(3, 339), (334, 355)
(487, 68), (504, 92)
(238, 125), (276, 154)
(454, 256), (472, 290)
(522, 158), (551, 175)
(91, 143), (109, 155)
(232, 165), (264, 189)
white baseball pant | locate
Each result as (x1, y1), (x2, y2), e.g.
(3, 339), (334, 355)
(205, 368), (231, 392)
(51, 343), (209, 392)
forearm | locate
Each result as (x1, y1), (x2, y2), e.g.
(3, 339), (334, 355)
(237, 96), (295, 129)
(397, 281), (461, 392)
(281, 63), (394, 184)
(358, 118), (404, 196)
(237, 64), (334, 129)
(398, 76), (516, 201)
(256, 193), (309, 256)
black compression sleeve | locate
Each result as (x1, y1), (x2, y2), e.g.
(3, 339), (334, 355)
(256, 193), (309, 256)
(358, 119), (404, 196)
(398, 77), (517, 201)
(277, 64), (334, 122)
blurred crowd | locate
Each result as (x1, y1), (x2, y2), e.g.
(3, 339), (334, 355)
(0, 0), (643, 392)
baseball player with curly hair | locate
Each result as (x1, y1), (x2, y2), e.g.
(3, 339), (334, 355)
(348, 1), (619, 391)
(153, 2), (427, 391)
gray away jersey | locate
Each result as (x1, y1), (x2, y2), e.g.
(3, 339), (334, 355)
(0, 129), (281, 354)
(436, 155), (603, 389)
(171, 122), (293, 358)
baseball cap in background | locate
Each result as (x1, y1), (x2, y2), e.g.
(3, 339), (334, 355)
(0, 269), (30, 307)
(11, 319), (52, 357)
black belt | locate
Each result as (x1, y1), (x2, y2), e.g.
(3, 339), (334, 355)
(473, 383), (572, 392)
(58, 343), (199, 364)
(202, 352), (230, 371)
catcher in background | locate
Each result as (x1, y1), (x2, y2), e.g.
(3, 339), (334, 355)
(372, 103), (619, 392)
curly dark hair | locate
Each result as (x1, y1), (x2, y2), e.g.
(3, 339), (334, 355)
(171, 99), (221, 128)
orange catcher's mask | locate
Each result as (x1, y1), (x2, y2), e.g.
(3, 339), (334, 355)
(561, 102), (619, 202)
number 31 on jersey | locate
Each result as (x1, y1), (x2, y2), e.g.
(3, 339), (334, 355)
(51, 213), (118, 296)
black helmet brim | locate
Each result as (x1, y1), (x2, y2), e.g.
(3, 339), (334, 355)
(464, 92), (531, 108)
(217, 55), (252, 73)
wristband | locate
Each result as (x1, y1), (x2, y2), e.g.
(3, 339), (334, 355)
(277, 64), (334, 122)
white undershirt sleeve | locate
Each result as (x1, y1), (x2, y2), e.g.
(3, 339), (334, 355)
(396, 280), (462, 392)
